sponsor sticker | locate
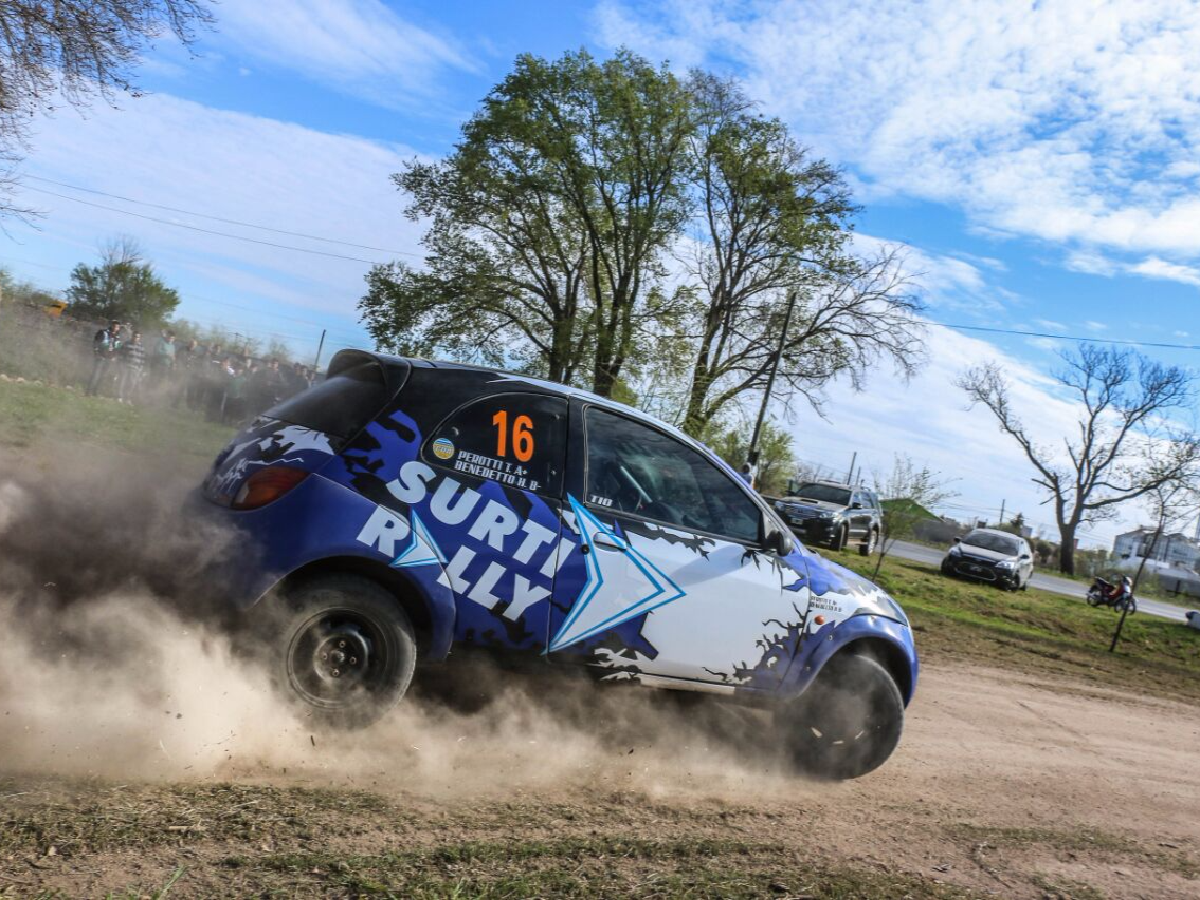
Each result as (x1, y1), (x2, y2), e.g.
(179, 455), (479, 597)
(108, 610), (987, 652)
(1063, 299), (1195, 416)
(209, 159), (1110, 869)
(432, 438), (456, 460)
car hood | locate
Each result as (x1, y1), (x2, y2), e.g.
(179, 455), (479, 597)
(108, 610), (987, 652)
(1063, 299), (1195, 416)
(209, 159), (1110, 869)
(952, 543), (1016, 563)
(780, 497), (846, 514)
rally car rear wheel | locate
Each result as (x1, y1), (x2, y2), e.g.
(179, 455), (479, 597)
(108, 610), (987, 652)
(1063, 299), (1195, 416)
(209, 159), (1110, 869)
(276, 574), (416, 729)
(779, 652), (904, 780)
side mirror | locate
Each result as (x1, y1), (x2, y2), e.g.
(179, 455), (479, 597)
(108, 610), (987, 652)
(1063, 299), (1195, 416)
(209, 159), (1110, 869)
(851, 501), (862, 509)
(952, 537), (961, 544)
(1020, 553), (1032, 560)
(763, 528), (791, 556)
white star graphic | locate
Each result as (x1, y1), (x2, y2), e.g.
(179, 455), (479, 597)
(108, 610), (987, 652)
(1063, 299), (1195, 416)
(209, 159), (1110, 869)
(548, 496), (686, 652)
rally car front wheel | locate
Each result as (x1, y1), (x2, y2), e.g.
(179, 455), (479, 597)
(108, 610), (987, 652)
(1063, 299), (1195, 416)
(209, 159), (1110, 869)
(778, 651), (904, 780)
(274, 574), (417, 729)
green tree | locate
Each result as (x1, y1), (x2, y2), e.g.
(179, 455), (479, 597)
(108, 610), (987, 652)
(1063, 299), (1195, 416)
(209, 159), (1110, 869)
(361, 48), (695, 396)
(872, 455), (956, 577)
(960, 344), (1200, 575)
(65, 239), (180, 326)
(677, 75), (924, 437)
(702, 419), (795, 495)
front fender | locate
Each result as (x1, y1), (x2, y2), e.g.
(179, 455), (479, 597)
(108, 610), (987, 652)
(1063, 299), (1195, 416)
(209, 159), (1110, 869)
(779, 613), (918, 705)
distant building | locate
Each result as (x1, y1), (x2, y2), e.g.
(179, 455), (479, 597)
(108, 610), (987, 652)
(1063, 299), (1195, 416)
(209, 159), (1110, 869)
(1112, 526), (1200, 572)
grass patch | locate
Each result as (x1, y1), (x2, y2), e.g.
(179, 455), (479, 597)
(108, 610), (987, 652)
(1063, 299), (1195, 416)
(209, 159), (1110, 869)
(833, 550), (1200, 705)
(0, 781), (400, 859)
(0, 378), (230, 466)
(249, 836), (971, 899)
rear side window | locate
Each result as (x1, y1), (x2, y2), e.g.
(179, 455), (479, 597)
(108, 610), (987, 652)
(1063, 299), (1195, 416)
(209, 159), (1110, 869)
(584, 407), (761, 543)
(265, 361), (390, 441)
(424, 392), (567, 497)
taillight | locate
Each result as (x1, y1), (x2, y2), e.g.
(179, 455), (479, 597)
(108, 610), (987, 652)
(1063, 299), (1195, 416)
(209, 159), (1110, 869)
(232, 466), (310, 510)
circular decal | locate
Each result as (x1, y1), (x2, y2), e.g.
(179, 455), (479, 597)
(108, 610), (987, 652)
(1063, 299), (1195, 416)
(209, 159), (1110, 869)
(432, 437), (456, 460)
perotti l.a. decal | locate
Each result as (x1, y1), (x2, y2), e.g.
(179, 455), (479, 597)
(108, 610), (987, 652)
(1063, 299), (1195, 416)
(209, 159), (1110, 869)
(389, 510), (448, 569)
(548, 495), (686, 652)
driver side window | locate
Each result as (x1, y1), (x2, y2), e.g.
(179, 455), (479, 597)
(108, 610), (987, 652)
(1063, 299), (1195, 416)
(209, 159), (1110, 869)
(583, 407), (761, 543)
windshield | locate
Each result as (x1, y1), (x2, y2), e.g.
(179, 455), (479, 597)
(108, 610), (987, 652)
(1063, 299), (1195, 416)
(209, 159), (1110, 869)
(962, 531), (1020, 555)
(791, 482), (851, 505)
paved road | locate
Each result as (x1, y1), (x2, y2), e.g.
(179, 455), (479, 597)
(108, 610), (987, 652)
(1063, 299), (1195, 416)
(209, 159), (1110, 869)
(887, 539), (1191, 623)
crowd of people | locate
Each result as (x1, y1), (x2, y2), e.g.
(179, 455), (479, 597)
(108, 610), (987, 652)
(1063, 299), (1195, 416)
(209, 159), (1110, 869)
(85, 320), (316, 423)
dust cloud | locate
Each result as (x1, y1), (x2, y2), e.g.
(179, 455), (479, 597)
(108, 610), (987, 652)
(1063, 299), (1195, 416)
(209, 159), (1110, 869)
(0, 447), (798, 801)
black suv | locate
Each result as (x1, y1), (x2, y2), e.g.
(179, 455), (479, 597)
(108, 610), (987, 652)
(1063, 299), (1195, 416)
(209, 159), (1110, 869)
(774, 480), (882, 556)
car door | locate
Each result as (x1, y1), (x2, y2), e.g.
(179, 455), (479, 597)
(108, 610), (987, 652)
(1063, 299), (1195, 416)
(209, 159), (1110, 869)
(547, 405), (807, 689)
(849, 490), (870, 540)
(413, 389), (570, 653)
(1019, 539), (1034, 582)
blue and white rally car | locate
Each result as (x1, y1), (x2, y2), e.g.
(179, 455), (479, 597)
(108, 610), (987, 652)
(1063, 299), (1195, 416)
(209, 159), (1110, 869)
(200, 350), (918, 779)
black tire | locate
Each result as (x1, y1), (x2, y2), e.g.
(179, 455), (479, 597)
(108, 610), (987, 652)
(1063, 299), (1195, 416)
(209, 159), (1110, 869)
(274, 574), (417, 729)
(830, 523), (849, 552)
(778, 652), (904, 780)
(1086, 589), (1102, 607)
(858, 527), (878, 557)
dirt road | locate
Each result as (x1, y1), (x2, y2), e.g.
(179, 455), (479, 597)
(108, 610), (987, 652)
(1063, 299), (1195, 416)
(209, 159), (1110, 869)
(3, 657), (1197, 898)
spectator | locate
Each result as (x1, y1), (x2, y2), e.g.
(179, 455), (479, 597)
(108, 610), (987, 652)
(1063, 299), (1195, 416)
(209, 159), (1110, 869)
(154, 330), (177, 380)
(205, 354), (235, 422)
(285, 361), (310, 397)
(117, 330), (147, 404)
(251, 357), (285, 412)
(86, 320), (123, 397)
(175, 339), (201, 409)
(224, 363), (249, 424)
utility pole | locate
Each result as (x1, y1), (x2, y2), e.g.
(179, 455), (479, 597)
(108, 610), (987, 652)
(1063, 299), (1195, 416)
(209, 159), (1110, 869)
(746, 290), (797, 476)
(312, 329), (326, 372)
(998, 499), (1006, 527)
(847, 451), (857, 485)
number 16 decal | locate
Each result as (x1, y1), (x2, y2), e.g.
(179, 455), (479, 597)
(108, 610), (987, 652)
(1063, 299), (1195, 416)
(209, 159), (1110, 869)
(492, 409), (535, 462)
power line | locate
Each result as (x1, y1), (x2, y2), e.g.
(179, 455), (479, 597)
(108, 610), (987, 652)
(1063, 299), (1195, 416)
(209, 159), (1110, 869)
(24, 174), (419, 258)
(21, 185), (386, 265)
(929, 321), (1200, 352)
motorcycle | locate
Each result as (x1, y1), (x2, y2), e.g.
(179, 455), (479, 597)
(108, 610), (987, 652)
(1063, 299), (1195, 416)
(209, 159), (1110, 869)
(1086, 575), (1137, 614)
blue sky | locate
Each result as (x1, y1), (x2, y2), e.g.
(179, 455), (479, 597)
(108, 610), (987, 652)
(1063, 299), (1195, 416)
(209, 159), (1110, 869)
(3, 0), (1199, 547)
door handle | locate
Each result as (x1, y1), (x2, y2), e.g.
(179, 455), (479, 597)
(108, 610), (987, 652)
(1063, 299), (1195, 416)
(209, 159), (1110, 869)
(593, 534), (627, 551)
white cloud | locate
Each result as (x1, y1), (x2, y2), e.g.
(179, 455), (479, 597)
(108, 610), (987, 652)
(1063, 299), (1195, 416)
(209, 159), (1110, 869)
(596, 0), (1200, 259)
(1034, 319), (1066, 333)
(1026, 336), (1062, 352)
(852, 233), (1016, 313)
(1126, 256), (1200, 288)
(10, 92), (427, 355)
(1084, 321), (1109, 332)
(1064, 249), (1118, 277)
(213, 0), (476, 107)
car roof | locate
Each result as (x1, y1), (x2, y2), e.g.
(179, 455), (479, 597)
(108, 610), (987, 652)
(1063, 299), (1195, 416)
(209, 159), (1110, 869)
(797, 479), (856, 489)
(965, 528), (1022, 539)
(336, 349), (717, 458)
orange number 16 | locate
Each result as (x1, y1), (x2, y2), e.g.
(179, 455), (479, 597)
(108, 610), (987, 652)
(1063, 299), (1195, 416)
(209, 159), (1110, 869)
(492, 409), (534, 462)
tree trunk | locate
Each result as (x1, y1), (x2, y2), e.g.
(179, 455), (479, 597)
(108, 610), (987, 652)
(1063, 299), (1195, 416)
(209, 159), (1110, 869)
(1057, 520), (1078, 575)
(1131, 516), (1165, 592)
